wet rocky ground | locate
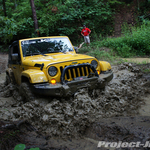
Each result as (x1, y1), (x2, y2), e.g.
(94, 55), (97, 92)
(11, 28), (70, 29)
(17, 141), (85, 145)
(0, 54), (150, 150)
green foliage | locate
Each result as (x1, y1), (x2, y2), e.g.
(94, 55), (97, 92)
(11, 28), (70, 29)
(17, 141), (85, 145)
(14, 144), (26, 150)
(0, 16), (17, 43)
(108, 0), (125, 5)
(79, 44), (115, 62)
(36, 0), (114, 38)
(79, 47), (90, 53)
(99, 22), (150, 57)
(0, 0), (115, 45)
(0, 16), (34, 44)
(29, 148), (40, 150)
(14, 144), (40, 150)
(1, 0), (150, 60)
(87, 50), (114, 61)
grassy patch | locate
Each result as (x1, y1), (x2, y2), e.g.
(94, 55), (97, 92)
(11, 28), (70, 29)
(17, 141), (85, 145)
(137, 60), (150, 64)
(87, 50), (114, 61)
(91, 22), (150, 58)
(78, 44), (121, 64)
(78, 22), (150, 64)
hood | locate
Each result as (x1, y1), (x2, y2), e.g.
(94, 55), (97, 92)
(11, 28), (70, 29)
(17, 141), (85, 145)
(22, 53), (95, 68)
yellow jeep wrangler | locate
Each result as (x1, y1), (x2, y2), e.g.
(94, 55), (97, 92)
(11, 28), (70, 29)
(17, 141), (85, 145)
(6, 36), (113, 99)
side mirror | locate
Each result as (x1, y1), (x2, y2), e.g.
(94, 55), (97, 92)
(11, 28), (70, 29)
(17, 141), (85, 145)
(12, 53), (19, 61)
(74, 46), (78, 53)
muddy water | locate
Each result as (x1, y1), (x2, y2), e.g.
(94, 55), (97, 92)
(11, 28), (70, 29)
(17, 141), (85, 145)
(0, 63), (149, 140)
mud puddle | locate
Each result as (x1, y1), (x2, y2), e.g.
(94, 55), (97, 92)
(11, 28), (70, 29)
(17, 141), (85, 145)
(0, 63), (150, 149)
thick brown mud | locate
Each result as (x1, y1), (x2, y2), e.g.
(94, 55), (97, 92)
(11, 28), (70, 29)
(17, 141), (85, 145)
(0, 63), (149, 137)
(0, 56), (150, 149)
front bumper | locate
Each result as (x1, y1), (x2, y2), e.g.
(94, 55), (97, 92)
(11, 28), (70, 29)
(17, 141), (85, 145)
(32, 71), (113, 97)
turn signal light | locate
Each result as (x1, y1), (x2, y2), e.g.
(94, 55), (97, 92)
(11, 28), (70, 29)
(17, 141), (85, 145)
(97, 70), (100, 75)
(51, 79), (56, 84)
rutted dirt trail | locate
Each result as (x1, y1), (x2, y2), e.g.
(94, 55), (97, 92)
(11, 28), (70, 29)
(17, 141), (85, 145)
(0, 53), (150, 150)
(123, 58), (150, 63)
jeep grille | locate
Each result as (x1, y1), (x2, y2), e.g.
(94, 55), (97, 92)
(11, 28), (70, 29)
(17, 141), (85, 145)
(60, 63), (99, 84)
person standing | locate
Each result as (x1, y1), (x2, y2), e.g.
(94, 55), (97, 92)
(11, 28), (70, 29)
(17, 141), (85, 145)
(81, 25), (91, 46)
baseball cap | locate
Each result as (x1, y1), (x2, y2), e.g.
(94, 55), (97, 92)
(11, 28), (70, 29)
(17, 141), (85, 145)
(83, 25), (86, 27)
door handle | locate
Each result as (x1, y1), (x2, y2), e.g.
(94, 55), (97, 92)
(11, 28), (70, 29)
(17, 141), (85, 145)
(13, 66), (16, 69)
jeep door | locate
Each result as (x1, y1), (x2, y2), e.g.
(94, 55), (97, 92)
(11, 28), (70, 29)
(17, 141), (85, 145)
(9, 42), (22, 85)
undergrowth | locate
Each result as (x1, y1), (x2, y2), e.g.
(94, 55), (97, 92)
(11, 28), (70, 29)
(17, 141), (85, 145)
(78, 22), (150, 61)
(99, 22), (150, 57)
(78, 45), (118, 63)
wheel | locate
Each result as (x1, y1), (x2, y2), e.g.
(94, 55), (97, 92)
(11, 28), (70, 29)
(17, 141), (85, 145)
(5, 71), (16, 85)
(19, 82), (35, 101)
(5, 74), (11, 85)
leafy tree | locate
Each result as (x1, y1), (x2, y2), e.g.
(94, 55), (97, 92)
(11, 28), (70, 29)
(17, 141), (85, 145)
(0, 0), (130, 44)
(0, 17), (17, 43)
(37, 0), (114, 40)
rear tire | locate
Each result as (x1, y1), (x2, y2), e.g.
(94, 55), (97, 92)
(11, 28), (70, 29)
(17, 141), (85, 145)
(5, 74), (11, 85)
(19, 82), (35, 101)
(5, 72), (16, 85)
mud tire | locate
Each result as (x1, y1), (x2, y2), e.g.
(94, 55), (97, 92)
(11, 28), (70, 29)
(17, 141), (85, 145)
(5, 74), (11, 85)
(5, 72), (16, 85)
(19, 82), (35, 101)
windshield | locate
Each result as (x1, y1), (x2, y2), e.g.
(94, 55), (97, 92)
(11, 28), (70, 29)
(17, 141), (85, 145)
(21, 37), (74, 57)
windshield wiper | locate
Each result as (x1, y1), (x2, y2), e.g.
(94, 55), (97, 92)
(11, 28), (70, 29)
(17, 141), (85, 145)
(47, 51), (61, 53)
(26, 52), (47, 56)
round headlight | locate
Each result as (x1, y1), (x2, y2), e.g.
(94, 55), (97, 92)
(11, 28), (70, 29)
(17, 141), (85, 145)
(91, 60), (98, 69)
(48, 66), (57, 76)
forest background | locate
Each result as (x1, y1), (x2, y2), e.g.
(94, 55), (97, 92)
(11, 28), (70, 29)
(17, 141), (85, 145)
(1, 0), (150, 58)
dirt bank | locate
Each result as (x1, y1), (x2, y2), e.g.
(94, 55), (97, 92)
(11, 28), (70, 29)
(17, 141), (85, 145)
(123, 58), (150, 63)
(0, 53), (150, 149)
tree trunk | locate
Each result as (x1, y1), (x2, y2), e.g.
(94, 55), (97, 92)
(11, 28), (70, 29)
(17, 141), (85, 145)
(3, 0), (7, 17)
(30, 0), (39, 31)
(14, 0), (17, 9)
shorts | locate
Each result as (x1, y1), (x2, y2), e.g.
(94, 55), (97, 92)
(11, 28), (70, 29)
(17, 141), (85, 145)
(84, 35), (90, 43)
